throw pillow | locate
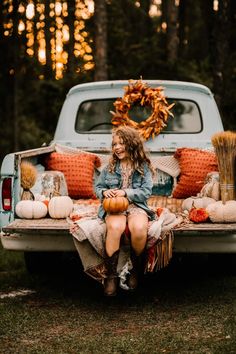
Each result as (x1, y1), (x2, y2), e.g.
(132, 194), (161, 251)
(151, 155), (180, 178)
(172, 148), (218, 198)
(45, 152), (101, 199)
(55, 143), (110, 171)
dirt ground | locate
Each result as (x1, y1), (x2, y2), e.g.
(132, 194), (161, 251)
(0, 249), (236, 354)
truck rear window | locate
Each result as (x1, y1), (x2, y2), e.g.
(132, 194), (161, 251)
(75, 99), (202, 133)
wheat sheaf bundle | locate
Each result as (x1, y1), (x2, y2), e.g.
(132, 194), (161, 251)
(111, 79), (175, 140)
(211, 131), (236, 203)
(20, 161), (37, 200)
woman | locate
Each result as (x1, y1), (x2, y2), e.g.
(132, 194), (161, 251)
(96, 126), (155, 296)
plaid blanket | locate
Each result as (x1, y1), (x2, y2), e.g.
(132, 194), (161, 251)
(68, 208), (182, 287)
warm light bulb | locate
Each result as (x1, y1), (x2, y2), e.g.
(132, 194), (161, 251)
(26, 3), (35, 20)
(55, 2), (62, 16)
(38, 48), (46, 62)
(18, 20), (25, 32)
(56, 44), (63, 53)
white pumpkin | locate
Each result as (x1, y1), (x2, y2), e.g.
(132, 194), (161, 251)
(16, 200), (48, 219)
(48, 196), (73, 219)
(182, 196), (216, 211)
(206, 200), (236, 223)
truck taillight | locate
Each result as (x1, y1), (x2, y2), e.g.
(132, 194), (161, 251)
(2, 178), (12, 211)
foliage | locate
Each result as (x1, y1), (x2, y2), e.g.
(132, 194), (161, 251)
(0, 0), (236, 164)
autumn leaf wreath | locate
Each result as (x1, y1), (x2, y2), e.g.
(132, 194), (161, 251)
(111, 79), (175, 140)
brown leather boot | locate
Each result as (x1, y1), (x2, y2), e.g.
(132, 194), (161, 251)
(127, 250), (143, 291)
(104, 250), (119, 296)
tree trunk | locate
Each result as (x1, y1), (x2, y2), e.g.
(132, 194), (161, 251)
(65, 0), (76, 77)
(0, 1), (9, 160)
(230, 0), (236, 51)
(178, 0), (189, 59)
(0, 1), (7, 99)
(139, 0), (153, 39)
(165, 0), (179, 64)
(12, 0), (21, 151)
(140, 0), (151, 14)
(199, 0), (214, 59)
(33, 0), (40, 67)
(212, 0), (230, 106)
(44, 0), (53, 79)
(94, 0), (108, 81)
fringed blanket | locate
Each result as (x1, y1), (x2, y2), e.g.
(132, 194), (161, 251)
(68, 206), (182, 289)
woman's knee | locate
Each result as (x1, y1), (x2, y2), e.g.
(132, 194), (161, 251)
(128, 216), (148, 236)
(106, 216), (126, 235)
(132, 224), (147, 235)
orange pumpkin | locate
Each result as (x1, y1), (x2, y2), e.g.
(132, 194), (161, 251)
(189, 207), (209, 223)
(103, 197), (129, 214)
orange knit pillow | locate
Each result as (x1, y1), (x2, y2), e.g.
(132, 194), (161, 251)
(45, 152), (101, 199)
(172, 148), (218, 198)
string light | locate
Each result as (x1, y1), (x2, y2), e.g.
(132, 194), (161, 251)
(2, 0), (94, 78)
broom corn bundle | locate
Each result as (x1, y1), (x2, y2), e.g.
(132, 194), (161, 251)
(20, 161), (37, 200)
(211, 131), (236, 203)
(21, 161), (37, 189)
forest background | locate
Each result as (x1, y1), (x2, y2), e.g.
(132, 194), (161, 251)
(0, 0), (235, 164)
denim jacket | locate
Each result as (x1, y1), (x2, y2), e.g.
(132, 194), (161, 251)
(95, 161), (155, 220)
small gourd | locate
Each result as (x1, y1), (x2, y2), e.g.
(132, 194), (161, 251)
(182, 196), (216, 211)
(103, 196), (129, 214)
(48, 196), (73, 219)
(189, 206), (209, 223)
(206, 200), (236, 223)
(156, 207), (164, 217)
(15, 200), (47, 219)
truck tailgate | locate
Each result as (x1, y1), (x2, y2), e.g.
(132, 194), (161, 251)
(2, 217), (236, 254)
(1, 219), (74, 252)
(3, 218), (236, 234)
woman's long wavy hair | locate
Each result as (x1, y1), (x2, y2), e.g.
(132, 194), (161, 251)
(109, 126), (154, 176)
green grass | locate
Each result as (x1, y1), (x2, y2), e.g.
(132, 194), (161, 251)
(0, 246), (25, 272)
(0, 245), (236, 353)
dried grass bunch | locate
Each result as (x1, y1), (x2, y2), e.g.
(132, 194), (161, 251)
(20, 161), (37, 200)
(211, 131), (236, 203)
(111, 79), (175, 140)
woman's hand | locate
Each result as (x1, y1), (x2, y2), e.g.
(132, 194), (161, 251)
(103, 189), (117, 198)
(113, 189), (126, 197)
(103, 189), (126, 198)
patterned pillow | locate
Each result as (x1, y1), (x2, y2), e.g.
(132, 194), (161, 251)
(45, 152), (101, 199)
(172, 148), (218, 198)
(55, 143), (110, 172)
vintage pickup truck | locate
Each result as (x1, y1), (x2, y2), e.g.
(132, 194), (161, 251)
(1, 80), (236, 272)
